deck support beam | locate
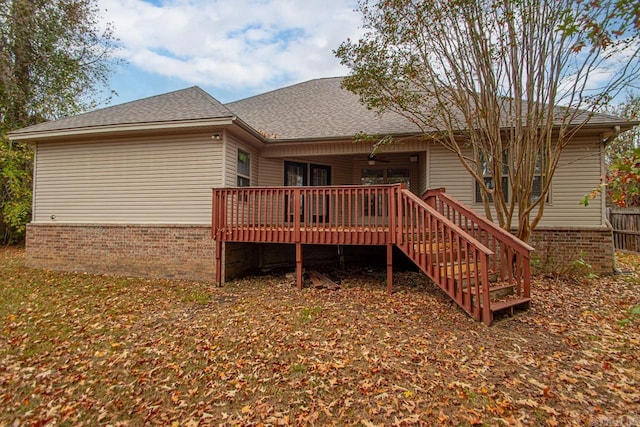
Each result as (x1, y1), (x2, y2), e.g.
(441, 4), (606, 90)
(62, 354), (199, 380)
(386, 244), (393, 294)
(296, 243), (303, 290)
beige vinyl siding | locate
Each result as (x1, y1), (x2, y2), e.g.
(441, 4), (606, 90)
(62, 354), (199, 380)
(33, 134), (223, 224)
(224, 133), (236, 187)
(428, 145), (472, 202)
(416, 151), (428, 196)
(331, 157), (352, 185)
(537, 137), (603, 227)
(225, 133), (258, 187)
(257, 158), (283, 186)
(262, 139), (428, 158)
(428, 138), (604, 228)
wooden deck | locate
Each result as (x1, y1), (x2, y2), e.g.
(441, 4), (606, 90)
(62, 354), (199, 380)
(212, 184), (533, 325)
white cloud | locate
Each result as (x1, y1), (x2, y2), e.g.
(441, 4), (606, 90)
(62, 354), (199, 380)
(98, 0), (362, 96)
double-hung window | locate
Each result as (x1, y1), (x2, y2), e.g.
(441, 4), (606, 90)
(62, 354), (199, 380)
(475, 151), (509, 203)
(474, 150), (547, 203)
(531, 153), (545, 202)
(237, 149), (250, 187)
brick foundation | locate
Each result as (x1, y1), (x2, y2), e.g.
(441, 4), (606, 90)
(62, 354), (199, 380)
(26, 224), (217, 282)
(26, 223), (616, 282)
(529, 227), (615, 274)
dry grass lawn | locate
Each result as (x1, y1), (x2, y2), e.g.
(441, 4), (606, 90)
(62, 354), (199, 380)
(1, 247), (639, 426)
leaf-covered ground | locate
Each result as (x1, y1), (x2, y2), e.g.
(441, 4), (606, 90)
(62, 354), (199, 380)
(1, 247), (639, 426)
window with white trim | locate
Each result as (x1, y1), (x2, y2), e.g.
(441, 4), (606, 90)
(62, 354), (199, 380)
(237, 149), (250, 187)
(531, 153), (545, 202)
(475, 151), (509, 203)
(474, 151), (547, 203)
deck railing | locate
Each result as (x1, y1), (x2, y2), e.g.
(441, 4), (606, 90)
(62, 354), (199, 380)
(212, 185), (396, 245)
(422, 188), (534, 300)
(213, 184), (507, 323)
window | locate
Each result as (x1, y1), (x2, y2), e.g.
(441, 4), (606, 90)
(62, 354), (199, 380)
(531, 153), (545, 202)
(475, 151), (509, 203)
(237, 149), (250, 187)
(386, 168), (410, 189)
(360, 169), (410, 215)
(475, 151), (548, 203)
(360, 169), (409, 187)
(361, 169), (384, 185)
(311, 164), (330, 186)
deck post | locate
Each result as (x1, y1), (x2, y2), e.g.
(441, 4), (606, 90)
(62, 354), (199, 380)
(386, 243), (393, 294)
(523, 254), (531, 299)
(389, 185), (397, 245)
(296, 243), (303, 290)
(215, 239), (223, 286)
(294, 188), (301, 243)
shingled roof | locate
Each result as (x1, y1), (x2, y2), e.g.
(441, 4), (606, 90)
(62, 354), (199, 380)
(10, 77), (635, 141)
(9, 86), (234, 136)
(227, 77), (637, 141)
(227, 77), (420, 140)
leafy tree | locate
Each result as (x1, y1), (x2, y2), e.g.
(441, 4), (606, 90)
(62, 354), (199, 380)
(336, 0), (640, 242)
(582, 147), (640, 208)
(581, 95), (640, 208)
(606, 148), (640, 207)
(0, 0), (119, 243)
(604, 95), (640, 164)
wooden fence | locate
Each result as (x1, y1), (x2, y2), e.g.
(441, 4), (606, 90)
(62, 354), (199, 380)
(608, 208), (640, 252)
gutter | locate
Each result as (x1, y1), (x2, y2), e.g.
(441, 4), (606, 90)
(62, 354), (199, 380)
(8, 117), (236, 142)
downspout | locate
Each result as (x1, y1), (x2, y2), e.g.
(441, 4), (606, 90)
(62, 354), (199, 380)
(32, 143), (38, 224)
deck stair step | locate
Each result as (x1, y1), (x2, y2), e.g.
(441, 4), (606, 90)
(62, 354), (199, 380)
(489, 297), (531, 317)
(439, 261), (478, 278)
(463, 283), (517, 307)
(413, 241), (457, 254)
(466, 282), (515, 295)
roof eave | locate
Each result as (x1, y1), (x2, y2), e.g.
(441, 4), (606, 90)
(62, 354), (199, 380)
(8, 117), (236, 142)
(575, 119), (639, 131)
(262, 131), (423, 144)
(259, 119), (639, 144)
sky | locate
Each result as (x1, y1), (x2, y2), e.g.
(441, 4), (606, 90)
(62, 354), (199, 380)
(97, 0), (363, 106)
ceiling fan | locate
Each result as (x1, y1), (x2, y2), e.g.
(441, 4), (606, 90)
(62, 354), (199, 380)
(367, 154), (390, 166)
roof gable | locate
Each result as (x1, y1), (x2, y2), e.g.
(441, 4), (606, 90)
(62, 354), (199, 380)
(226, 77), (420, 140)
(10, 86), (234, 136)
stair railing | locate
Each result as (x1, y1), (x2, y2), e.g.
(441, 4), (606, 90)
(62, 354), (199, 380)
(422, 188), (533, 300)
(397, 187), (494, 322)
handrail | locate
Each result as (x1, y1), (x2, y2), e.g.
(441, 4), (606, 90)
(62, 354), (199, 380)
(397, 188), (492, 322)
(212, 184), (399, 245)
(402, 189), (493, 256)
(422, 188), (534, 254)
(422, 187), (532, 301)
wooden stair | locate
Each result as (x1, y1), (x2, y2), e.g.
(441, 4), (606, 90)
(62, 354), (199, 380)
(399, 196), (531, 324)
(490, 298), (531, 314)
(442, 262), (530, 320)
(405, 234), (531, 323)
(461, 281), (530, 322)
(439, 261), (476, 277)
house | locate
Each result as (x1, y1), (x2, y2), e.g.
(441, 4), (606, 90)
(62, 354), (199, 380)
(9, 77), (634, 324)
